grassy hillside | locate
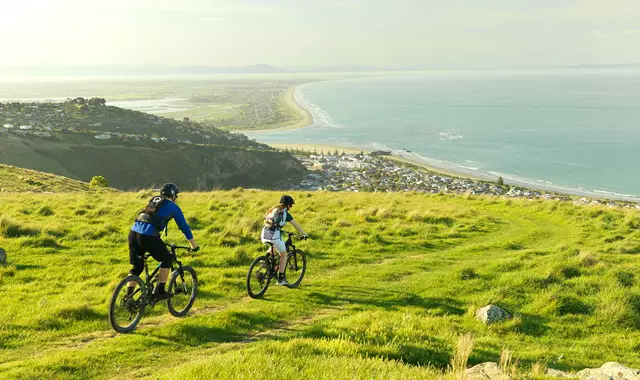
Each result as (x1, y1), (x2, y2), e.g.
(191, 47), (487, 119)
(0, 164), (95, 192)
(1, 191), (640, 379)
(0, 100), (307, 190)
(0, 133), (305, 191)
(0, 100), (262, 146)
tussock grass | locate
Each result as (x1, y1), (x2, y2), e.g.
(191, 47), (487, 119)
(451, 334), (474, 378)
(1, 191), (640, 379)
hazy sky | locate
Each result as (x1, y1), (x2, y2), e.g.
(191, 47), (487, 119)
(1, 0), (639, 69)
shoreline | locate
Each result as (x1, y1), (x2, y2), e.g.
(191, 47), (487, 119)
(272, 142), (640, 203)
(236, 84), (315, 133)
(272, 143), (486, 181)
(251, 80), (640, 203)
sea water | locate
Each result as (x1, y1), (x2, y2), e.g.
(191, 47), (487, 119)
(247, 69), (640, 200)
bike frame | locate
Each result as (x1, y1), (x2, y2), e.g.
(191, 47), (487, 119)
(140, 243), (190, 302)
(265, 231), (299, 277)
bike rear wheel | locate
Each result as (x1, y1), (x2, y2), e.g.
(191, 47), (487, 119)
(167, 265), (198, 317)
(284, 250), (307, 288)
(246, 255), (272, 299)
(109, 275), (146, 333)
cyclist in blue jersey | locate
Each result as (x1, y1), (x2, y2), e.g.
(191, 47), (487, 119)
(128, 183), (198, 300)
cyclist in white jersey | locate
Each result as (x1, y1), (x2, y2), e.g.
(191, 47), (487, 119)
(261, 195), (308, 286)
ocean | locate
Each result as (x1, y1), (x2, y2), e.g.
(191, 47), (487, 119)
(246, 70), (640, 200)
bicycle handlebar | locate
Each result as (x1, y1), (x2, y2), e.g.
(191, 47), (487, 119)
(164, 243), (199, 252)
(281, 230), (309, 240)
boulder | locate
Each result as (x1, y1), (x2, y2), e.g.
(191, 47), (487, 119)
(464, 362), (510, 380)
(600, 362), (640, 380)
(576, 368), (614, 380)
(545, 368), (578, 378)
(0, 248), (6, 265)
(475, 305), (511, 324)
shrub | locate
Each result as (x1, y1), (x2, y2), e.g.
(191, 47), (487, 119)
(90, 175), (109, 188)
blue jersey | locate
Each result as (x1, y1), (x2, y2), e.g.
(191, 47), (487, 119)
(131, 200), (193, 240)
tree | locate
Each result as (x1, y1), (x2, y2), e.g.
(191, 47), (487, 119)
(496, 176), (504, 186)
(88, 97), (106, 107)
(90, 175), (109, 188)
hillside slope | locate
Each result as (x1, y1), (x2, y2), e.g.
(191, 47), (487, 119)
(0, 164), (96, 192)
(0, 133), (305, 190)
(1, 192), (640, 379)
(0, 100), (306, 190)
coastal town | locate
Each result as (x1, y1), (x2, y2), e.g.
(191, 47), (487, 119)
(0, 98), (262, 146)
(285, 150), (639, 209)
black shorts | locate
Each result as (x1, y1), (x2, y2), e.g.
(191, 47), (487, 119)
(128, 230), (172, 269)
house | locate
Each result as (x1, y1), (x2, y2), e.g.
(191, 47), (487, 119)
(312, 162), (325, 171)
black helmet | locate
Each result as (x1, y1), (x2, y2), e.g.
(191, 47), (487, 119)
(161, 183), (179, 198)
(280, 195), (295, 206)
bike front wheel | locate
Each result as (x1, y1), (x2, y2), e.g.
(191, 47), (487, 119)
(284, 250), (307, 288)
(109, 275), (147, 333)
(167, 265), (198, 317)
(246, 255), (272, 299)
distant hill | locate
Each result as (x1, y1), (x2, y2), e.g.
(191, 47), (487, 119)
(0, 64), (287, 77)
(0, 98), (264, 147)
(563, 63), (640, 69)
(0, 164), (95, 192)
(0, 64), (398, 77)
(0, 99), (307, 190)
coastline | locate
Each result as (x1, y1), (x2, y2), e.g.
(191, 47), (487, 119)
(273, 142), (640, 203)
(255, 80), (640, 203)
(272, 143), (486, 181)
(236, 85), (315, 133)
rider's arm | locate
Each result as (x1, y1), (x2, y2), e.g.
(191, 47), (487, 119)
(289, 220), (307, 237)
(172, 205), (198, 249)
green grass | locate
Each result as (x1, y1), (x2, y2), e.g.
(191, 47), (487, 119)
(0, 164), (94, 192)
(1, 191), (640, 379)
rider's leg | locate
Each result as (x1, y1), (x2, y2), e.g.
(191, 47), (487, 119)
(127, 231), (144, 294)
(145, 235), (173, 297)
(272, 238), (288, 284)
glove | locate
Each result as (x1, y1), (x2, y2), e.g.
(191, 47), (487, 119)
(191, 246), (201, 253)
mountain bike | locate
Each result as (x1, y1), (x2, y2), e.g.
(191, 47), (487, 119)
(109, 243), (198, 333)
(246, 230), (308, 299)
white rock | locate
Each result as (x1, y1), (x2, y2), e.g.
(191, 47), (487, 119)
(464, 362), (510, 380)
(475, 305), (511, 324)
(600, 362), (640, 380)
(545, 368), (578, 378)
(576, 368), (613, 380)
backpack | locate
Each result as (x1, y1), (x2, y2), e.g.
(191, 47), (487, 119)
(136, 196), (169, 230)
(264, 207), (285, 231)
